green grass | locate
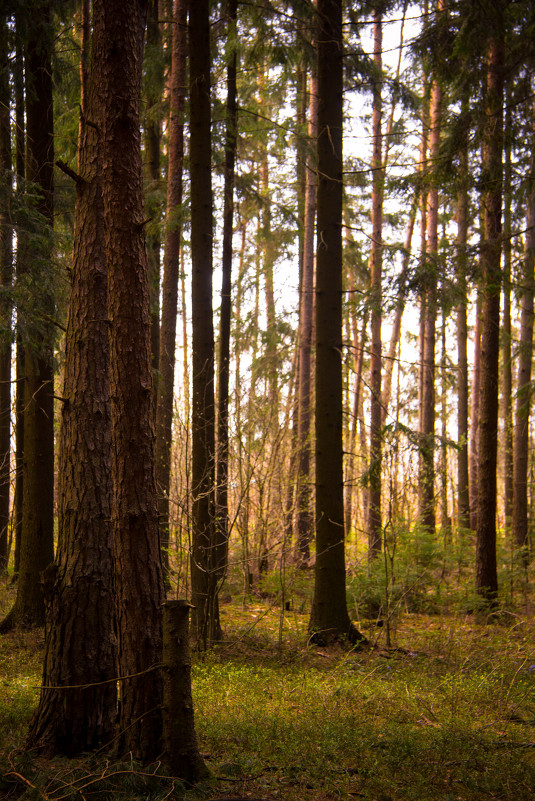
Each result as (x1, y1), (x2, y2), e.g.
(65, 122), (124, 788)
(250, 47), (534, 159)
(2, 577), (535, 800)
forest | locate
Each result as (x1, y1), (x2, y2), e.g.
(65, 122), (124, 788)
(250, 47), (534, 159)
(1, 0), (535, 799)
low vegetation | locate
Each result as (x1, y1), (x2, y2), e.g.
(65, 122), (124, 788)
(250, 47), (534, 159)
(1, 568), (535, 801)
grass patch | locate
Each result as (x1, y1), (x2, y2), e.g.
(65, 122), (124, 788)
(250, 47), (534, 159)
(1, 579), (535, 800)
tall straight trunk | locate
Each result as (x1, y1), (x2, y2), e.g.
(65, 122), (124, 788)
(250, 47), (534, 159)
(98, 0), (164, 759)
(367, 10), (383, 559)
(296, 71), (317, 562)
(12, 22), (25, 579)
(309, 0), (364, 645)
(344, 307), (367, 540)
(189, 0), (217, 644)
(502, 97), (513, 533)
(0, 15), (12, 572)
(418, 40), (441, 537)
(145, 0), (162, 374)
(27, 0), (117, 755)
(469, 289), (482, 531)
(214, 0), (238, 601)
(456, 142), (470, 533)
(475, 23), (504, 602)
(1, 1), (55, 630)
(512, 103), (535, 552)
(155, 0), (187, 587)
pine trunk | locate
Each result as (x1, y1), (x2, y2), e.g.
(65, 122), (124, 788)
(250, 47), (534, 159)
(98, 0), (164, 759)
(155, 0), (187, 587)
(189, 0), (218, 644)
(367, 10), (383, 559)
(309, 0), (363, 645)
(27, 0), (117, 756)
(475, 25), (504, 602)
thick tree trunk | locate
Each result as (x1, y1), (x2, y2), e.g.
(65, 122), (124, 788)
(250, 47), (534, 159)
(27, 0), (117, 756)
(475, 25), (504, 602)
(309, 0), (364, 646)
(155, 0), (187, 588)
(189, 0), (218, 644)
(98, 0), (164, 759)
(367, 10), (383, 559)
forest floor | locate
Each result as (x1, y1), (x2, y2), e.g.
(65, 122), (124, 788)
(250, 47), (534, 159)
(1, 579), (535, 801)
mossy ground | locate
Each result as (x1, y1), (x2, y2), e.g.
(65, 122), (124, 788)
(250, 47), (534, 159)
(1, 577), (535, 801)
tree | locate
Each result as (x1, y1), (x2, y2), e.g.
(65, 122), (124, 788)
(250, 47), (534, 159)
(512, 95), (535, 554)
(0, 12), (12, 573)
(155, 0), (187, 587)
(308, 0), (364, 646)
(418, 0), (443, 539)
(98, 0), (164, 758)
(215, 0), (238, 599)
(475, 5), (505, 602)
(27, 0), (117, 756)
(1, 0), (55, 631)
(189, 0), (218, 644)
(367, 6), (384, 559)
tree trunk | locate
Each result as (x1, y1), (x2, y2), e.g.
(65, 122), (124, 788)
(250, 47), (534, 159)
(214, 0), (238, 607)
(162, 601), (209, 781)
(418, 47), (441, 537)
(295, 70), (317, 563)
(456, 146), (470, 534)
(0, 14), (13, 572)
(1, 0), (55, 631)
(502, 96), (513, 536)
(189, 0), (218, 645)
(155, 0), (187, 588)
(308, 0), (364, 646)
(27, 0), (117, 755)
(98, 0), (164, 759)
(145, 0), (162, 375)
(475, 22), (504, 603)
(367, 9), (383, 560)
(469, 289), (482, 532)
(512, 102), (535, 553)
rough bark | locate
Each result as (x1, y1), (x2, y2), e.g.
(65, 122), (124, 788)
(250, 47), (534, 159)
(27, 0), (117, 756)
(162, 601), (209, 780)
(475, 24), (504, 603)
(308, 0), (364, 646)
(98, 0), (164, 759)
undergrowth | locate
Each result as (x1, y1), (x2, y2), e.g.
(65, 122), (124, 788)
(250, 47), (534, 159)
(1, 576), (535, 801)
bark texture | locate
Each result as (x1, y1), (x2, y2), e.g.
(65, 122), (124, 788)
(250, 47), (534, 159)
(27, 0), (117, 755)
(98, 0), (164, 759)
(309, 0), (364, 645)
(475, 23), (504, 602)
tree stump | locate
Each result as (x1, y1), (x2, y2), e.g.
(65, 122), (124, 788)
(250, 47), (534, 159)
(162, 600), (209, 783)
